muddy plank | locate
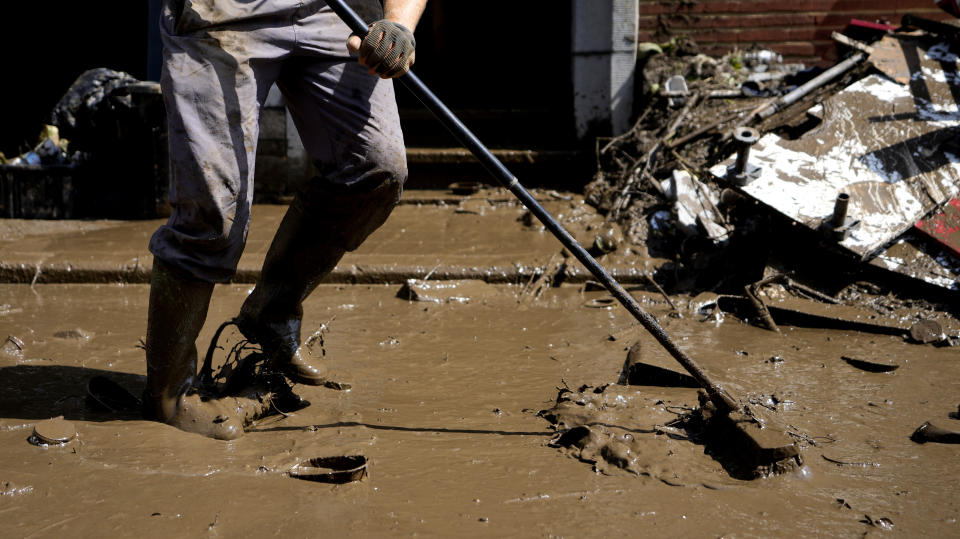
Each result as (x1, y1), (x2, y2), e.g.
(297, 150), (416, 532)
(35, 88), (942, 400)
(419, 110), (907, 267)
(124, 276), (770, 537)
(869, 233), (960, 291)
(764, 295), (909, 335)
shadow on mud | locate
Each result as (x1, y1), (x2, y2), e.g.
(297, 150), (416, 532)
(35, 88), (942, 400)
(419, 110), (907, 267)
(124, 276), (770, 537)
(0, 365), (144, 422)
(250, 422), (553, 437)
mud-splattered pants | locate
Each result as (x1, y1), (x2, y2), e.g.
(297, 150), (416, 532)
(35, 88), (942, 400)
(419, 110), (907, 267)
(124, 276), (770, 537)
(150, 0), (407, 283)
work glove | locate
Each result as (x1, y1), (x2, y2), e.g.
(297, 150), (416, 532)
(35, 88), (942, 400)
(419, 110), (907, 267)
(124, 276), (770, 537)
(354, 20), (416, 78)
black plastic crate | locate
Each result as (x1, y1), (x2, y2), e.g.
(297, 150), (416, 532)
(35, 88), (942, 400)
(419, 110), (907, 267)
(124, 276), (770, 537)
(0, 163), (77, 219)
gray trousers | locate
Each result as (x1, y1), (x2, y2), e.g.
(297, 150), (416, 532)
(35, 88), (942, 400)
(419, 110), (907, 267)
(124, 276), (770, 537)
(150, 0), (407, 283)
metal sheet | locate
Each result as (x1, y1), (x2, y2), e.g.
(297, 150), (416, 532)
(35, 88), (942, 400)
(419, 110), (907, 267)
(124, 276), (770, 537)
(711, 40), (960, 260)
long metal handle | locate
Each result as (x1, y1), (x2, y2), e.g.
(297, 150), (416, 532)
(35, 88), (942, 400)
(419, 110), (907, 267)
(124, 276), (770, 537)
(325, 0), (739, 413)
(756, 52), (866, 120)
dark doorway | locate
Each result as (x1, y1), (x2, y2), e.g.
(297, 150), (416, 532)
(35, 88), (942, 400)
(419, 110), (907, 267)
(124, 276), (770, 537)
(398, 0), (576, 150)
(0, 2), (149, 156)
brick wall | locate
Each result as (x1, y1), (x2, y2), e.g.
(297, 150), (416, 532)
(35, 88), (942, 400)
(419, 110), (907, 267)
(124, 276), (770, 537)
(640, 0), (954, 65)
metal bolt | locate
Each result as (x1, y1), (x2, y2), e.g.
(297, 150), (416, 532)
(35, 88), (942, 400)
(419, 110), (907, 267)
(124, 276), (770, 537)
(733, 127), (760, 178)
(830, 193), (850, 228)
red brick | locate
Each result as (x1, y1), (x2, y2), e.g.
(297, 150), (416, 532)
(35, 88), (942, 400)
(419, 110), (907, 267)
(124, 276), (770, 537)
(680, 27), (838, 43)
(642, 0), (945, 15)
(638, 0), (954, 63)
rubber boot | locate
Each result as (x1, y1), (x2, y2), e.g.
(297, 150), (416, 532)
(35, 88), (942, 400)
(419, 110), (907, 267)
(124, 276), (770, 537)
(144, 258), (271, 440)
(236, 177), (402, 385)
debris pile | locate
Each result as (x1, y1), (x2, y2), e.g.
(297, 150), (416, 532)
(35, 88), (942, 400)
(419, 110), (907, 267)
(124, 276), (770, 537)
(0, 68), (168, 219)
(0, 125), (77, 167)
(539, 14), (960, 479)
(584, 17), (960, 305)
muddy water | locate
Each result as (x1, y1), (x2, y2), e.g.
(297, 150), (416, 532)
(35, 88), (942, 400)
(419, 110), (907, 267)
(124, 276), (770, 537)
(0, 282), (958, 536)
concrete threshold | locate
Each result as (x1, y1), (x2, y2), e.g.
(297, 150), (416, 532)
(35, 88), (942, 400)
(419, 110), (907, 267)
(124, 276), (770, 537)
(0, 260), (649, 285)
(0, 189), (649, 286)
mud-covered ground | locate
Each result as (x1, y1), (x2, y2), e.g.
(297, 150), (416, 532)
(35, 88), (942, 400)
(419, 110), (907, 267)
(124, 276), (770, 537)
(1, 279), (958, 537)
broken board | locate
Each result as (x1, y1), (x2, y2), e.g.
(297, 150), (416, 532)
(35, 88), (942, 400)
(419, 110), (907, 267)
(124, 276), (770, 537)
(711, 39), (960, 260)
(869, 231), (960, 291)
(760, 294), (910, 335)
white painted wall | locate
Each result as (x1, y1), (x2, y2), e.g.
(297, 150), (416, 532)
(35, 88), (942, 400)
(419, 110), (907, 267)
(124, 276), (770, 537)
(572, 0), (639, 139)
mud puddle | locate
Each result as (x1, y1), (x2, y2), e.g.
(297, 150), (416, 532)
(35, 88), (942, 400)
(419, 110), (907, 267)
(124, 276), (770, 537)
(0, 282), (958, 536)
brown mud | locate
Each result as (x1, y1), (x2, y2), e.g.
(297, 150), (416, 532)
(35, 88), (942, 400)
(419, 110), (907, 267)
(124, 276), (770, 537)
(1, 280), (958, 536)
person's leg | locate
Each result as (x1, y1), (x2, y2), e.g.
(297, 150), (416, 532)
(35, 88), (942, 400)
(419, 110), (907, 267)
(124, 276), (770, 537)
(144, 0), (291, 438)
(145, 258), (272, 440)
(237, 10), (407, 383)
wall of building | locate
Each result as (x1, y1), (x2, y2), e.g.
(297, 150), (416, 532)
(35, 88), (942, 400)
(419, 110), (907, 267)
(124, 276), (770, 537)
(639, 0), (954, 65)
(572, 0), (640, 139)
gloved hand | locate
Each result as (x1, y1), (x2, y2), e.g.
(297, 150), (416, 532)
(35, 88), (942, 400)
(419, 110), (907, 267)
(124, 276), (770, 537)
(348, 20), (416, 79)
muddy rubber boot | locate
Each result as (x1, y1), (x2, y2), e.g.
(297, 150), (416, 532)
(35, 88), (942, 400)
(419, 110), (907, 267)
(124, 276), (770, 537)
(236, 178), (402, 386)
(236, 202), (346, 386)
(144, 259), (270, 440)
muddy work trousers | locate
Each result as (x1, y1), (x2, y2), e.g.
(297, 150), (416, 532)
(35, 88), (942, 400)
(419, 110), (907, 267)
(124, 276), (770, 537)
(150, 0), (407, 283)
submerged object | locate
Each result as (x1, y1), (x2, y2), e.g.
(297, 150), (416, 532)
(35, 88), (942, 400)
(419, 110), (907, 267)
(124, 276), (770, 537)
(619, 340), (699, 388)
(397, 279), (490, 303)
(909, 320), (947, 345)
(289, 456), (368, 484)
(449, 181), (482, 195)
(30, 417), (77, 445)
(911, 421), (960, 444)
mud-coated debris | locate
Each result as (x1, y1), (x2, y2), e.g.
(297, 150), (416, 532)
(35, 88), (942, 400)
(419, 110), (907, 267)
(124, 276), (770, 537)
(1, 336), (25, 358)
(53, 328), (91, 340)
(323, 380), (352, 391)
(600, 440), (638, 471)
(862, 515), (894, 530)
(662, 170), (729, 243)
(841, 356), (900, 373)
(821, 454), (880, 468)
(698, 391), (802, 478)
(4, 335), (23, 350)
(288, 455), (368, 484)
(0, 304), (24, 316)
(591, 223), (623, 255)
(1, 482), (34, 497)
(449, 181), (482, 195)
(909, 320), (946, 344)
(30, 417), (77, 445)
(910, 421), (960, 444)
(619, 340), (699, 388)
(397, 279), (489, 303)
(550, 425), (600, 451)
(541, 386), (702, 481)
(379, 336), (400, 347)
(455, 198), (492, 216)
(541, 383), (793, 482)
(584, 296), (616, 309)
